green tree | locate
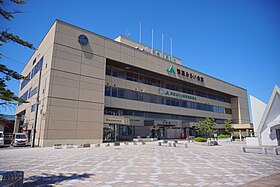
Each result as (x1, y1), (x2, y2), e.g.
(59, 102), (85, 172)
(0, 0), (35, 107)
(195, 117), (217, 138)
(223, 119), (233, 135)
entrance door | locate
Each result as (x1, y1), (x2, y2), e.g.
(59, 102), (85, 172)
(276, 129), (280, 146)
(103, 124), (120, 142)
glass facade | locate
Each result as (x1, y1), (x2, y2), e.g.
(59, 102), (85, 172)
(20, 56), (44, 90)
(105, 86), (232, 114)
(104, 107), (227, 124)
(106, 66), (230, 103)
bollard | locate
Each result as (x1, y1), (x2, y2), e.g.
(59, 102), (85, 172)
(173, 142), (176, 147)
(262, 147), (267, 154)
(168, 142), (172, 147)
(273, 147), (279, 155)
(184, 143), (188, 148)
(241, 146), (246, 153)
(158, 142), (162, 146)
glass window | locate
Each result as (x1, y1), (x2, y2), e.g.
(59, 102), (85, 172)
(118, 88), (125, 99)
(105, 86), (111, 96)
(132, 91), (138, 100)
(112, 87), (118, 97)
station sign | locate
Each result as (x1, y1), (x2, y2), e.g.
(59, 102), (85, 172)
(159, 88), (196, 101)
(166, 65), (204, 83)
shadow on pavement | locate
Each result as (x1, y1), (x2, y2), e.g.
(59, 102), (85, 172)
(24, 172), (94, 186)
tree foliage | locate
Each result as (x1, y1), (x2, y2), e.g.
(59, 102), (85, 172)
(0, 0), (35, 107)
(223, 119), (233, 135)
(195, 117), (217, 138)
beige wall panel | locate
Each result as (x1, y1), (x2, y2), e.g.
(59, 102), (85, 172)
(150, 103), (162, 113)
(111, 78), (126, 88)
(47, 129), (77, 140)
(49, 106), (78, 121)
(121, 53), (135, 65)
(239, 97), (249, 110)
(52, 76), (80, 89)
(104, 48), (121, 61)
(80, 81), (104, 92)
(82, 57), (105, 69)
(180, 108), (197, 117)
(52, 70), (80, 81)
(79, 89), (103, 103)
(55, 32), (81, 51)
(134, 57), (148, 69)
(77, 130), (102, 139)
(82, 43), (104, 57)
(86, 32), (105, 47)
(121, 45), (134, 56)
(110, 98), (126, 108)
(48, 120), (76, 130)
(105, 39), (121, 51)
(150, 86), (160, 95)
(80, 64), (105, 79)
(105, 76), (112, 85)
(50, 84), (79, 100)
(77, 109), (103, 123)
(171, 107), (182, 115)
(56, 22), (83, 38)
(161, 105), (172, 114)
(50, 98), (78, 108)
(125, 81), (138, 91)
(80, 75), (105, 86)
(125, 100), (139, 111)
(77, 121), (102, 131)
(55, 45), (82, 62)
(134, 50), (148, 60)
(104, 97), (111, 107)
(138, 102), (151, 111)
(53, 57), (81, 74)
(78, 101), (103, 110)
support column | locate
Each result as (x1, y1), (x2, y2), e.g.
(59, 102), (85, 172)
(13, 115), (21, 134)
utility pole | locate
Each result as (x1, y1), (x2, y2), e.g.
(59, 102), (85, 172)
(31, 68), (42, 147)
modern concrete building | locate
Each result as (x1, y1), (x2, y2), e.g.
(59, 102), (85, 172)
(14, 20), (250, 147)
(251, 85), (280, 146)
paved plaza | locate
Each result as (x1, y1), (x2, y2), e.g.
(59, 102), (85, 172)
(0, 141), (279, 186)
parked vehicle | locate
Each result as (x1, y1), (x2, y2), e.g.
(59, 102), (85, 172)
(0, 131), (4, 146)
(11, 133), (28, 147)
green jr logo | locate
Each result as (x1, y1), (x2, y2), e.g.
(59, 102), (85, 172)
(166, 65), (176, 74)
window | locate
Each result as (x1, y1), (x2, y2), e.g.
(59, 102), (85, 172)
(105, 86), (111, 96)
(31, 104), (36, 112)
(30, 87), (38, 98)
(112, 87), (118, 97)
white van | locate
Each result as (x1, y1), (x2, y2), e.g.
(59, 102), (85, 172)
(11, 133), (28, 147)
(0, 131), (4, 146)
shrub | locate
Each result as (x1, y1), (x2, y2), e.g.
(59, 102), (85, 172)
(217, 134), (230, 139)
(194, 137), (207, 142)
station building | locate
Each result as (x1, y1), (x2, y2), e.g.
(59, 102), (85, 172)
(14, 20), (250, 146)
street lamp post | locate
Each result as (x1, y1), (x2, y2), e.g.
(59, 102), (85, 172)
(31, 68), (42, 148)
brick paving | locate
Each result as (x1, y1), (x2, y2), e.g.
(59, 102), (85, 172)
(0, 141), (279, 186)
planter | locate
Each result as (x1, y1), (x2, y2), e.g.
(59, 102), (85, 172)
(141, 141), (146, 145)
(105, 143), (110, 147)
(65, 144), (74, 148)
(133, 141), (137, 145)
(95, 144), (100, 147)
(53, 144), (63, 149)
(114, 142), (120, 146)
(124, 142), (129, 145)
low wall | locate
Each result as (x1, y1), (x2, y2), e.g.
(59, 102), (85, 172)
(246, 137), (259, 146)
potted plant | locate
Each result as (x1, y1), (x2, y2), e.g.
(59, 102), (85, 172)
(53, 144), (63, 149)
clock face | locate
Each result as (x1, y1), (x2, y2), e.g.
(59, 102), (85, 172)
(78, 34), (89, 46)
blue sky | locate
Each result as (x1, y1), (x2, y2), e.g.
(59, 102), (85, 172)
(1, 0), (280, 117)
